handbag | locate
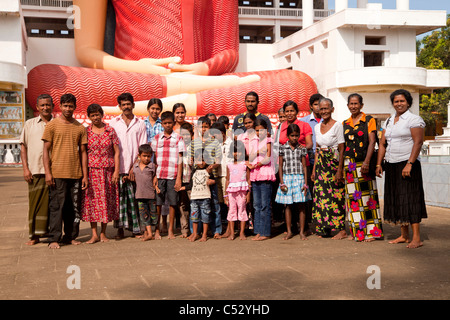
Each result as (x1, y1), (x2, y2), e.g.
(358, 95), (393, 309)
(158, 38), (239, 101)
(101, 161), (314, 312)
(368, 148), (378, 176)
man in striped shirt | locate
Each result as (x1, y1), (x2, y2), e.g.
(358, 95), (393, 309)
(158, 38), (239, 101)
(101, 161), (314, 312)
(42, 93), (88, 249)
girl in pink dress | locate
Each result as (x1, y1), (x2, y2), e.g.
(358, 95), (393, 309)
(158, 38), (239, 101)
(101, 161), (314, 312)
(248, 119), (276, 240)
(222, 140), (251, 240)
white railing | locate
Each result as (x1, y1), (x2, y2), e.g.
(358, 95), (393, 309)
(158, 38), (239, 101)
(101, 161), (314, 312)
(20, 0), (73, 8)
(0, 141), (22, 165)
(21, 2), (333, 18)
(238, 6), (334, 19)
(314, 9), (334, 18)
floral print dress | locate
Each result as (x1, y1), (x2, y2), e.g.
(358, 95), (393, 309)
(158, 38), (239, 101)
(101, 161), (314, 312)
(81, 124), (120, 223)
(343, 114), (383, 241)
(312, 147), (346, 236)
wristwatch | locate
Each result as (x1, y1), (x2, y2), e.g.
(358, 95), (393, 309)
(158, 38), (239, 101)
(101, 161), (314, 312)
(407, 161), (414, 165)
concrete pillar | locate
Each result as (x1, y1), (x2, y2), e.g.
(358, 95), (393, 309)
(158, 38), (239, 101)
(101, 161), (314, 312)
(274, 0), (281, 41)
(303, 0), (314, 28)
(357, 0), (368, 9)
(335, 0), (348, 13)
(274, 20), (281, 42)
(396, 0), (409, 10)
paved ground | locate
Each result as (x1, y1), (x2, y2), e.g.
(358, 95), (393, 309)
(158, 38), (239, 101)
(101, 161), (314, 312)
(1, 167), (449, 302)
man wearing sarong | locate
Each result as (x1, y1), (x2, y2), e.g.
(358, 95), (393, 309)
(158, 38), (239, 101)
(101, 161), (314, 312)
(20, 94), (54, 245)
(110, 93), (148, 239)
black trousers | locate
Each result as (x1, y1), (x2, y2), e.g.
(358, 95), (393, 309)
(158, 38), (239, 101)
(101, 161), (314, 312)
(48, 178), (81, 243)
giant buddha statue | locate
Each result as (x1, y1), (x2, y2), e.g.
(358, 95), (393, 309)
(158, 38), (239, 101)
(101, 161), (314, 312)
(26, 0), (317, 116)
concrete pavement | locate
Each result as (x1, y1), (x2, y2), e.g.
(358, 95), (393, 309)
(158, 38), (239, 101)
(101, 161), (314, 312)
(1, 167), (449, 301)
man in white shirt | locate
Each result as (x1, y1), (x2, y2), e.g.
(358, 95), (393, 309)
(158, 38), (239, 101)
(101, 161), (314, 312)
(20, 94), (54, 245)
(109, 93), (148, 239)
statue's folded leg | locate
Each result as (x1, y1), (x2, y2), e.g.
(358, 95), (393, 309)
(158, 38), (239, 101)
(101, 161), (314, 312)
(26, 64), (317, 116)
(26, 64), (167, 113)
(195, 69), (318, 116)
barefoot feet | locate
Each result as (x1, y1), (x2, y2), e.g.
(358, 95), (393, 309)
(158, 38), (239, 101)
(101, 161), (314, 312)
(388, 236), (409, 244)
(299, 232), (308, 240)
(406, 240), (423, 249)
(86, 236), (99, 244)
(331, 230), (347, 240)
(25, 237), (40, 246)
(188, 233), (200, 242)
(283, 232), (294, 240)
(115, 228), (125, 240)
(389, 235), (423, 248)
(48, 242), (60, 249)
(253, 234), (269, 241)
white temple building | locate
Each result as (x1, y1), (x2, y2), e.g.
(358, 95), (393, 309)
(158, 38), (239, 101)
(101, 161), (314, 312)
(424, 101), (450, 156)
(239, 0), (449, 127)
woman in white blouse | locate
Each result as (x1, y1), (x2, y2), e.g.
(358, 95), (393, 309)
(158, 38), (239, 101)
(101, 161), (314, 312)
(311, 98), (347, 239)
(376, 89), (427, 249)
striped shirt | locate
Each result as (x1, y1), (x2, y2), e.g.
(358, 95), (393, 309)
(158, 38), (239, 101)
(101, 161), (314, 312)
(41, 117), (87, 179)
(190, 137), (222, 178)
(279, 142), (307, 175)
(151, 131), (186, 180)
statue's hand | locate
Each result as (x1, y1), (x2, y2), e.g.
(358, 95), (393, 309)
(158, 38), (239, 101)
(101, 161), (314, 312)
(168, 61), (209, 75)
(137, 56), (182, 75)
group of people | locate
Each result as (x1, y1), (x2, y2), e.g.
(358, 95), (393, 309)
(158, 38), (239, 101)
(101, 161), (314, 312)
(20, 89), (427, 249)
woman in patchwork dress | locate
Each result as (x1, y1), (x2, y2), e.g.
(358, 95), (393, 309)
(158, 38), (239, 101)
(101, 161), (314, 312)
(343, 93), (383, 242)
(312, 98), (346, 239)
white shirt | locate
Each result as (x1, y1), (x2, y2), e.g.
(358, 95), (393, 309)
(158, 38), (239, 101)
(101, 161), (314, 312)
(383, 110), (425, 163)
(315, 121), (345, 148)
(20, 116), (52, 175)
(190, 168), (212, 200)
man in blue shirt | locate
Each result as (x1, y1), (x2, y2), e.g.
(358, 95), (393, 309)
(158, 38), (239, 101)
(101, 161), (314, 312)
(300, 93), (323, 165)
(300, 93), (323, 234)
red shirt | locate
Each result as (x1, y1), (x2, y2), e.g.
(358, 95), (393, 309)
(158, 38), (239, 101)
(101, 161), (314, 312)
(279, 119), (312, 146)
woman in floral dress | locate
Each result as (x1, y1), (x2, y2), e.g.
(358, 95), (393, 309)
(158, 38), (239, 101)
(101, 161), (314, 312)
(312, 98), (346, 239)
(81, 104), (120, 243)
(343, 94), (383, 242)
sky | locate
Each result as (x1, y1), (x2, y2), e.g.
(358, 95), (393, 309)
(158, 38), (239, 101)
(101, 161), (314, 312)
(328, 0), (450, 38)
(329, 0), (450, 12)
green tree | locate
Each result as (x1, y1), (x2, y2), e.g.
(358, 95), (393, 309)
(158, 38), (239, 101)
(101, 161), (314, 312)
(417, 15), (450, 131)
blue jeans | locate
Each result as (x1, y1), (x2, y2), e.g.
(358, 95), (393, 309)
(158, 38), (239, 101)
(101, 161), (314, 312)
(190, 199), (211, 224)
(189, 184), (222, 234)
(252, 181), (272, 237)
